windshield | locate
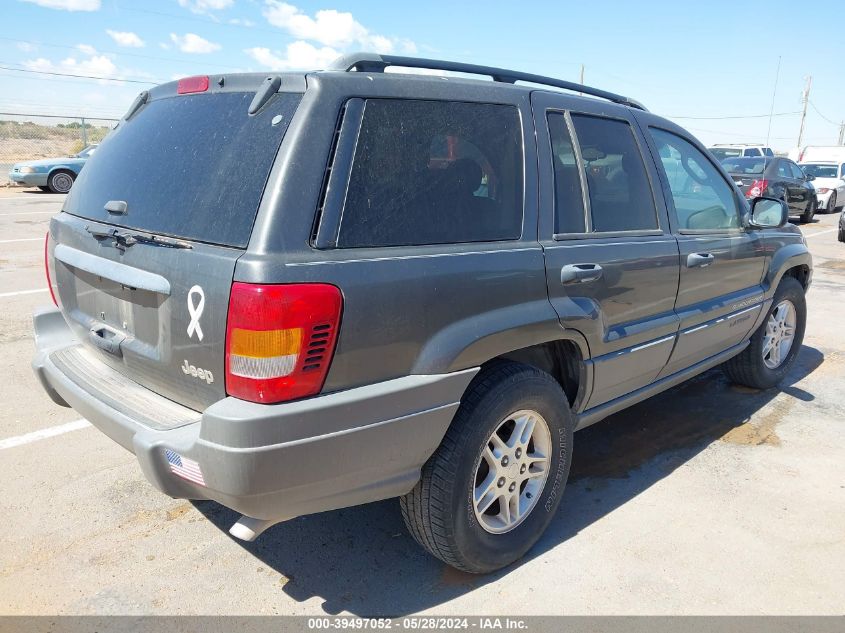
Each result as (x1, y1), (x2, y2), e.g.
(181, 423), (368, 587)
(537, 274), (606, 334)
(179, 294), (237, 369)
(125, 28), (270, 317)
(801, 164), (838, 178)
(709, 148), (743, 160)
(63, 91), (301, 248)
(720, 157), (767, 174)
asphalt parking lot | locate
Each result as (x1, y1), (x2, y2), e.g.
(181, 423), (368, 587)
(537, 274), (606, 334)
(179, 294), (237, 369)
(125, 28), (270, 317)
(1, 188), (843, 616)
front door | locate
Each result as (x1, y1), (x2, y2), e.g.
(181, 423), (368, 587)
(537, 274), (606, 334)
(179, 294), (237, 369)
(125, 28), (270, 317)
(635, 118), (766, 377)
(533, 92), (680, 410)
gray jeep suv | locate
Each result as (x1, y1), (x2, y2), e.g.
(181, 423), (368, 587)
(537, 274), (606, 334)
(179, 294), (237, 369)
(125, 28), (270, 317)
(32, 54), (811, 573)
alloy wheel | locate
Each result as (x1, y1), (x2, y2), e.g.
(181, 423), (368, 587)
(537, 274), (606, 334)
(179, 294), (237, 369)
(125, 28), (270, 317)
(472, 409), (552, 534)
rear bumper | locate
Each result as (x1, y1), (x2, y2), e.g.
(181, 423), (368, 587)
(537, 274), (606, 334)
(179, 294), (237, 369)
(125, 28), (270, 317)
(32, 307), (476, 525)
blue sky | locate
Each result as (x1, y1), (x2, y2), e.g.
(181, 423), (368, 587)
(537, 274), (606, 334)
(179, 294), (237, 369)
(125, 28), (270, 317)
(3, 0), (843, 151)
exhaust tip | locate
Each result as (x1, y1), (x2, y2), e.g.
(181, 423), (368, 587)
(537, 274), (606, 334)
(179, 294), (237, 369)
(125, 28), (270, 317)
(229, 515), (277, 541)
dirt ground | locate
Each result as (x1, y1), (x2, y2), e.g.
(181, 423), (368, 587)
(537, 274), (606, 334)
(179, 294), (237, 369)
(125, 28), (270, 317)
(0, 189), (843, 616)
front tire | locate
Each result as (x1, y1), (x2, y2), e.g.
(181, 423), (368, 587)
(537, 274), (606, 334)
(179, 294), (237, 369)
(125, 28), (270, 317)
(47, 170), (74, 194)
(827, 192), (837, 214)
(800, 199), (815, 223)
(401, 362), (574, 573)
(723, 276), (806, 389)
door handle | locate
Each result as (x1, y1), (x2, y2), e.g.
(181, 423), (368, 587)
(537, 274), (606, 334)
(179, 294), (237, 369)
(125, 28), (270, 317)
(687, 252), (715, 268)
(560, 263), (603, 285)
(88, 324), (126, 356)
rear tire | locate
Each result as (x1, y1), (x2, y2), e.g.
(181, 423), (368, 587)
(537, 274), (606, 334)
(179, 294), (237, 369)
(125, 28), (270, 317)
(37, 186), (51, 192)
(47, 170), (74, 194)
(722, 276), (806, 390)
(400, 362), (574, 573)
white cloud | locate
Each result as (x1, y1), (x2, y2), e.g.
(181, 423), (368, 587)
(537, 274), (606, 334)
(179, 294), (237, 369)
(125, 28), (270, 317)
(229, 17), (255, 26)
(17, 42), (37, 53)
(261, 1), (409, 53)
(169, 33), (221, 54)
(177, 0), (232, 13)
(76, 44), (97, 56)
(106, 30), (145, 48)
(24, 54), (119, 80)
(20, 0), (100, 10)
(244, 41), (339, 71)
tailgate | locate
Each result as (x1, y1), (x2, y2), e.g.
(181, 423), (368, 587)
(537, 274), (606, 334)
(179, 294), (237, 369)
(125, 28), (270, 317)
(50, 213), (237, 411)
(47, 83), (302, 411)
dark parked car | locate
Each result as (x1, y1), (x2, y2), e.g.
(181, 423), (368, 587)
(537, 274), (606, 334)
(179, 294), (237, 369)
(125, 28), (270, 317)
(721, 156), (817, 223)
(33, 54), (811, 573)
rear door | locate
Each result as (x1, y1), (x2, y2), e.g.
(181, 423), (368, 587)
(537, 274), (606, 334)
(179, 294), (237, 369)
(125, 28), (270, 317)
(636, 118), (766, 377)
(533, 92), (680, 409)
(787, 160), (812, 211)
(50, 85), (301, 411)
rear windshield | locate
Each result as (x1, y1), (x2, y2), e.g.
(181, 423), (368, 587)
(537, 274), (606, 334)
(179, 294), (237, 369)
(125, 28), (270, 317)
(720, 157), (767, 174)
(63, 91), (301, 248)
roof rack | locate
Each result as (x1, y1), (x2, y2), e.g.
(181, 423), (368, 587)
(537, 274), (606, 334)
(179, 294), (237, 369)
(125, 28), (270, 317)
(327, 53), (647, 111)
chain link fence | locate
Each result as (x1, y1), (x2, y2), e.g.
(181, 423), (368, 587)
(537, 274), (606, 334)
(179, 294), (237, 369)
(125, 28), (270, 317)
(1, 113), (118, 184)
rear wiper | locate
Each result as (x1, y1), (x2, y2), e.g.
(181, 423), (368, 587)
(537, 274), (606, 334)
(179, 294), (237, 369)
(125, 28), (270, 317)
(86, 226), (192, 250)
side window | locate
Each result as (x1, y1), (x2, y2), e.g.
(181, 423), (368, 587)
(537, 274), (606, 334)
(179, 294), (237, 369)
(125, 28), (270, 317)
(649, 128), (740, 231)
(547, 112), (586, 233)
(570, 114), (658, 232)
(841, 164), (845, 178)
(337, 99), (523, 248)
(764, 147), (774, 157)
(789, 162), (805, 180)
(776, 161), (791, 178)
(744, 148), (761, 157)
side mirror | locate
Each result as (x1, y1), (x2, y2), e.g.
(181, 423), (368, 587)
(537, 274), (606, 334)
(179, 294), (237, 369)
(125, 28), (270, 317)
(748, 197), (788, 229)
(805, 173), (815, 181)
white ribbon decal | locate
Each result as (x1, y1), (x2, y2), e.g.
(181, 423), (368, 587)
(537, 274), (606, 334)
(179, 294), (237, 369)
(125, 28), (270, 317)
(186, 285), (205, 341)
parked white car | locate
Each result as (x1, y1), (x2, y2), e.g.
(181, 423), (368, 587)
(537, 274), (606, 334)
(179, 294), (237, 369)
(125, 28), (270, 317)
(800, 162), (845, 213)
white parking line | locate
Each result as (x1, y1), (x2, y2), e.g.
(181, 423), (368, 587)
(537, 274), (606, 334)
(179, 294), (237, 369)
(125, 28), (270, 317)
(0, 288), (47, 298)
(804, 228), (838, 239)
(0, 237), (42, 244)
(0, 419), (91, 451)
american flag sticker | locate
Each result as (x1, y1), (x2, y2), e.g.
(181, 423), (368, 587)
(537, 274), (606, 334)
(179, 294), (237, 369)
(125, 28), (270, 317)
(164, 449), (206, 486)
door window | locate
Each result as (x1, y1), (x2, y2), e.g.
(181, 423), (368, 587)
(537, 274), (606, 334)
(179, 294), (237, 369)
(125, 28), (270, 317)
(649, 128), (740, 230)
(788, 162), (805, 180)
(776, 161), (791, 178)
(569, 114), (658, 232)
(337, 99), (523, 248)
(547, 112), (586, 233)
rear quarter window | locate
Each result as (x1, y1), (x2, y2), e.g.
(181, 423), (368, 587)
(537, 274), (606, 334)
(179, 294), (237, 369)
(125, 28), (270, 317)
(336, 99), (524, 248)
(63, 91), (301, 248)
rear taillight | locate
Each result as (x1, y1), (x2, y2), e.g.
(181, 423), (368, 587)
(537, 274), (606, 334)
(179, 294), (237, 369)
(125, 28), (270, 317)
(225, 283), (342, 404)
(747, 179), (769, 198)
(44, 231), (58, 306)
(177, 75), (209, 94)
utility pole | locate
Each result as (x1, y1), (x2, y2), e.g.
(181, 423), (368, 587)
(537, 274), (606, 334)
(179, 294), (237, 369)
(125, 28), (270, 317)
(579, 64), (584, 85)
(839, 121), (845, 145)
(797, 75), (812, 149)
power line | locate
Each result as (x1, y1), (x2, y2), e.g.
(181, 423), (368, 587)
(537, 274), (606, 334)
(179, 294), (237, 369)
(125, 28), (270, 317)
(669, 111), (801, 120)
(0, 63), (158, 84)
(808, 100), (839, 126)
(0, 37), (245, 71)
(0, 111), (119, 121)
